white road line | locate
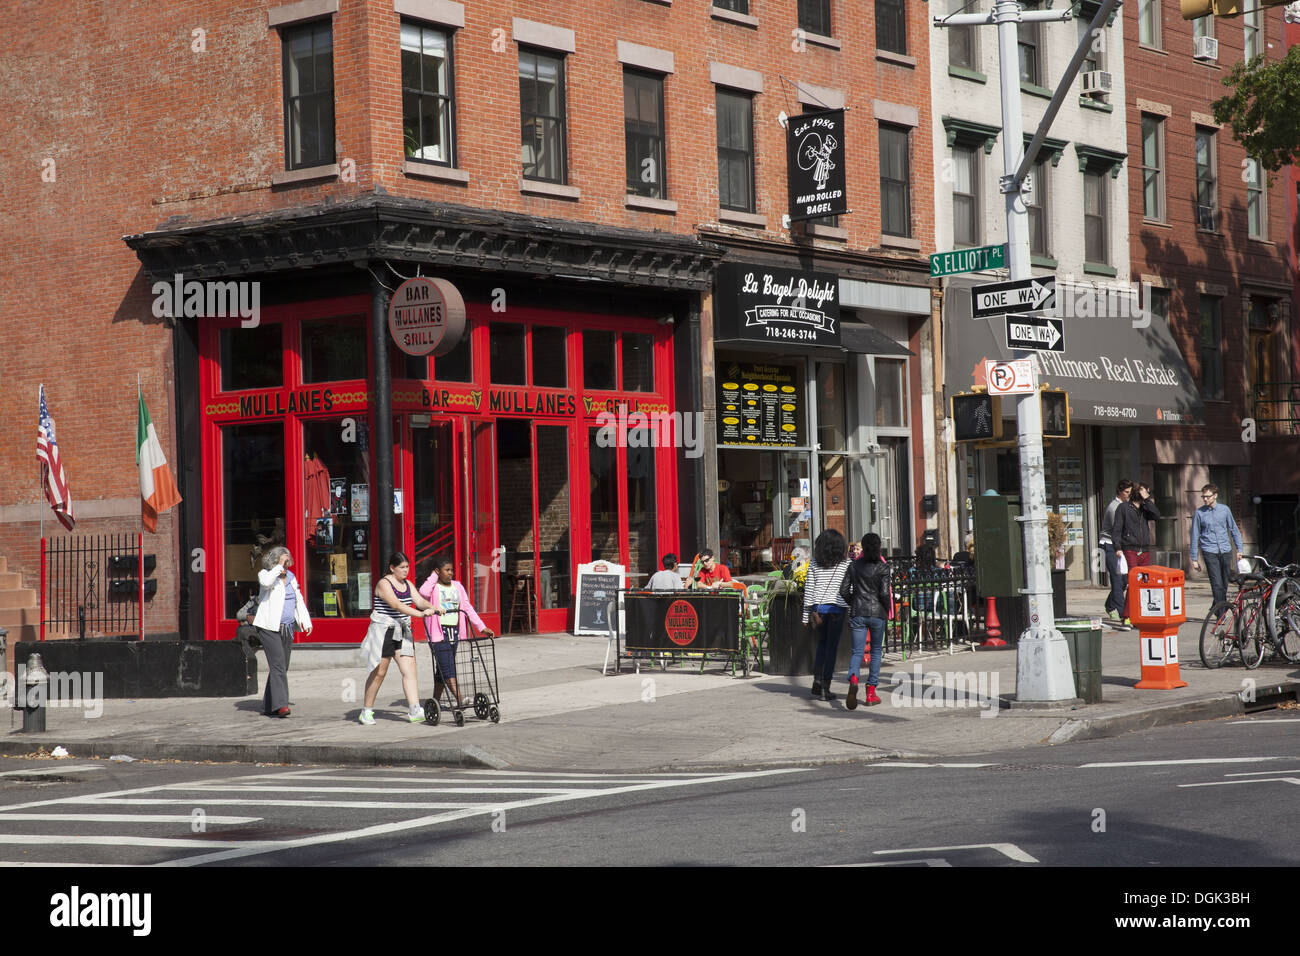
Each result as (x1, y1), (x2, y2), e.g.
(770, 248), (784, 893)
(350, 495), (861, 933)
(1229, 719), (1300, 725)
(1225, 768), (1300, 776)
(173, 786), (586, 795)
(1179, 777), (1300, 788)
(826, 859), (952, 867)
(0, 862), (127, 867)
(159, 769), (808, 867)
(0, 770), (325, 814)
(868, 763), (998, 769)
(284, 775), (687, 785)
(875, 843), (1039, 863)
(0, 814), (262, 824)
(60, 798), (485, 810)
(1080, 758), (1285, 768)
(453, 769), (720, 777)
(0, 765), (105, 778)
(0, 835), (255, 848)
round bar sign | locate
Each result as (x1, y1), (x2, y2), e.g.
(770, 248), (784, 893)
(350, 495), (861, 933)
(388, 277), (466, 357)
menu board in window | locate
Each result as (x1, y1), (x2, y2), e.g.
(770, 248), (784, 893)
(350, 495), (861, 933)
(717, 362), (804, 447)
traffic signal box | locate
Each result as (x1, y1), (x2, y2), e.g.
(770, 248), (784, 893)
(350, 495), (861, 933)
(951, 391), (1002, 442)
(1128, 565), (1188, 689)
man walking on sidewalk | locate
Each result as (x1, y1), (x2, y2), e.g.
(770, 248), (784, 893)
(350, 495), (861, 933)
(1099, 479), (1133, 629)
(1190, 483), (1242, 606)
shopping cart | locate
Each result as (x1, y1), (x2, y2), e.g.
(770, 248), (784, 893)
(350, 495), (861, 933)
(423, 636), (501, 727)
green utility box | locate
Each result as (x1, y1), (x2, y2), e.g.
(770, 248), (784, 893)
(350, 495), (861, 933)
(972, 494), (1025, 598)
(1057, 616), (1103, 704)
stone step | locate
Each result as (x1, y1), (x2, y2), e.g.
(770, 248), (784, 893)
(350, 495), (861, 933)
(0, 572), (20, 590)
(0, 589), (35, 609)
(0, 556), (6, 574)
(0, 607), (40, 628)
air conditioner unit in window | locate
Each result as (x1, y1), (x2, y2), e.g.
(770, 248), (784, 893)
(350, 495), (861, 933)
(1081, 70), (1113, 96)
(1194, 36), (1219, 61)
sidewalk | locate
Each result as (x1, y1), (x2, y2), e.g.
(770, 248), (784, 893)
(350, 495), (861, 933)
(4, 582), (1296, 772)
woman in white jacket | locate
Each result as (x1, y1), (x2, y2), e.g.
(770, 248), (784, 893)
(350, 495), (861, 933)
(252, 546), (312, 717)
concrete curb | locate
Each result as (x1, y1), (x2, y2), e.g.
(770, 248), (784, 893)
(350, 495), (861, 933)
(0, 738), (511, 770)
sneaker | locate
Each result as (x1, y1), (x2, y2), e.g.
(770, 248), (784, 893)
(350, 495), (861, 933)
(1107, 609), (1120, 622)
(846, 681), (859, 710)
(358, 708), (375, 726)
(408, 704), (426, 723)
(865, 685), (882, 706)
(1122, 618), (1131, 627)
(275, 706), (291, 718)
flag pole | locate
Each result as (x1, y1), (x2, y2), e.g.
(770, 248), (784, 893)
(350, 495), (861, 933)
(38, 385), (44, 545)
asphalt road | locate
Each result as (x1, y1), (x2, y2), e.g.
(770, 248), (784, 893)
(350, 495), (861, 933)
(1, 712), (1297, 869)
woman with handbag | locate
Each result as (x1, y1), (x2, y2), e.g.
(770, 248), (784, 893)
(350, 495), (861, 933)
(251, 546), (312, 717)
(357, 551), (436, 725)
(802, 529), (851, 702)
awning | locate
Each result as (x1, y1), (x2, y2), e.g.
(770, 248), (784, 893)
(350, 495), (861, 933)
(841, 322), (914, 357)
(943, 276), (1205, 426)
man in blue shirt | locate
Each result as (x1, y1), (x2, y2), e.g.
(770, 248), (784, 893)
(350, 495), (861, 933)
(1190, 484), (1243, 606)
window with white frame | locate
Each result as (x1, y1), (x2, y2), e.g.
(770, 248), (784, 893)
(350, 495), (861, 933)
(952, 145), (978, 246)
(1138, 0), (1160, 48)
(1141, 115), (1164, 221)
(1246, 157), (1266, 240)
(1083, 168), (1108, 265)
(1195, 126), (1218, 231)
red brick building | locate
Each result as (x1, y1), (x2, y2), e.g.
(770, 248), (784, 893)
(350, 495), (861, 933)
(1125, 1), (1299, 564)
(0, 0), (938, 646)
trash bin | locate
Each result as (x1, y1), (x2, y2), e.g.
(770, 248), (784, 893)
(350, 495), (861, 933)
(1057, 616), (1103, 704)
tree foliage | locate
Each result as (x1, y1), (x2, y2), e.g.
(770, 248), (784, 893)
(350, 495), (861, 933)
(1211, 45), (1300, 173)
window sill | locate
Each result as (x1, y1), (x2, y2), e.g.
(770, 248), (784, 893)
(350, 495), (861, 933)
(710, 6), (758, 28)
(1138, 44), (1168, 56)
(948, 65), (987, 84)
(1083, 262), (1117, 277)
(520, 178), (580, 201)
(1192, 58), (1221, 69)
(804, 223), (847, 240)
(719, 209), (767, 228)
(802, 31), (841, 51)
(403, 161), (469, 184)
(1078, 96), (1113, 113)
(1031, 255), (1058, 269)
(271, 163), (339, 186)
(1247, 236), (1274, 246)
(1021, 81), (1052, 99)
(880, 234), (921, 251)
(1141, 218), (1172, 229)
(625, 194), (678, 214)
(876, 49), (915, 67)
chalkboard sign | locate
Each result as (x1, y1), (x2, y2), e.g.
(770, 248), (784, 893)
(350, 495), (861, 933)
(574, 561), (626, 636)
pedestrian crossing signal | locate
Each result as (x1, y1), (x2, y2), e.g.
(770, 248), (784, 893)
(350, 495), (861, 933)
(951, 392), (1001, 441)
(1041, 389), (1070, 439)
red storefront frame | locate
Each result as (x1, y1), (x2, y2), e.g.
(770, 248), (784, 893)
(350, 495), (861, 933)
(199, 294), (679, 642)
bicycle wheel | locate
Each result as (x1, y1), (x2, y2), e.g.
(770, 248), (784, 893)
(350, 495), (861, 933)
(1239, 605), (1265, 669)
(1267, 577), (1300, 663)
(1199, 603), (1238, 669)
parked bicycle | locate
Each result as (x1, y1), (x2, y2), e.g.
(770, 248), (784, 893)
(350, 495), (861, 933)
(1199, 556), (1300, 669)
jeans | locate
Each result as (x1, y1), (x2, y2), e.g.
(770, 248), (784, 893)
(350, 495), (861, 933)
(811, 611), (845, 685)
(848, 616), (886, 686)
(1102, 544), (1125, 613)
(1121, 550), (1150, 618)
(1200, 550), (1234, 606)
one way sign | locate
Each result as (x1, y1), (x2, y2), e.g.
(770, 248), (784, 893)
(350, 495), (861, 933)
(972, 277), (1056, 319)
(1005, 315), (1065, 352)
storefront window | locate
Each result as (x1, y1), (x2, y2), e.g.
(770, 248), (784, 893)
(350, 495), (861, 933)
(301, 317), (366, 382)
(222, 423), (285, 618)
(816, 362), (847, 450)
(434, 331), (472, 382)
(532, 326), (567, 388)
(490, 323), (527, 385)
(622, 333), (654, 392)
(301, 418), (372, 619)
(536, 426), (571, 608)
(496, 419), (534, 627)
(628, 441), (656, 576)
(589, 428), (619, 562)
(875, 358), (907, 427)
(220, 325), (282, 391)
(583, 330), (617, 390)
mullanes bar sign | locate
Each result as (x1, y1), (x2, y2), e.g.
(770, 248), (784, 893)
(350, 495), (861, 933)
(787, 109), (847, 222)
(716, 262), (841, 347)
(388, 277), (467, 357)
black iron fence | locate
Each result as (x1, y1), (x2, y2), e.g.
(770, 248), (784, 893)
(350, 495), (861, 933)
(1252, 382), (1300, 437)
(882, 559), (983, 655)
(41, 535), (144, 640)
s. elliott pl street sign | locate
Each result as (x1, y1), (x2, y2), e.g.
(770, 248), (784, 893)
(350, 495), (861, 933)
(929, 244), (1006, 278)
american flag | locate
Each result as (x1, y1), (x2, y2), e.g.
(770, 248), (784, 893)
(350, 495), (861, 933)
(37, 385), (75, 531)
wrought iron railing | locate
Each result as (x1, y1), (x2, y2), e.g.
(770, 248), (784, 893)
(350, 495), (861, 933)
(40, 534), (144, 640)
(1251, 382), (1300, 437)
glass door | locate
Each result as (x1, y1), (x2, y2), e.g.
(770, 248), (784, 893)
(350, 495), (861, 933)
(464, 417), (500, 632)
(535, 424), (571, 632)
(411, 419), (456, 583)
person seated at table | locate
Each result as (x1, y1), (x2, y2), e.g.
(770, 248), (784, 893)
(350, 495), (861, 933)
(690, 550), (733, 589)
(647, 553), (683, 591)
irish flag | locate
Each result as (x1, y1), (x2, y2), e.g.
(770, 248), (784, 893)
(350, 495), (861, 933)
(137, 387), (182, 532)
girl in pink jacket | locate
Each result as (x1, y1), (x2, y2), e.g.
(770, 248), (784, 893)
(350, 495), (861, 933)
(418, 555), (493, 708)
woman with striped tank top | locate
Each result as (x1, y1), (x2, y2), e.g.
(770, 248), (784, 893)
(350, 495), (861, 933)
(358, 551), (436, 725)
(802, 529), (851, 702)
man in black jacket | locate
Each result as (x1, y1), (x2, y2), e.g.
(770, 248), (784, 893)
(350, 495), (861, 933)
(1115, 482), (1160, 624)
(839, 533), (893, 709)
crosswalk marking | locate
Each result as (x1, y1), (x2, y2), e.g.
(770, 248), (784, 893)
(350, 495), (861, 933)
(0, 814), (261, 824)
(0, 765), (104, 778)
(1080, 758), (1284, 768)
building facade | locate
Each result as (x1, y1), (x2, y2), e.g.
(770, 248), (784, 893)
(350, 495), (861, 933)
(0, 0), (939, 644)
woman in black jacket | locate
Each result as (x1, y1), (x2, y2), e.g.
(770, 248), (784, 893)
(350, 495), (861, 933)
(802, 529), (850, 702)
(839, 533), (892, 709)
(1116, 482), (1160, 620)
